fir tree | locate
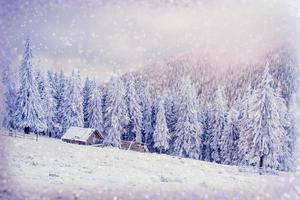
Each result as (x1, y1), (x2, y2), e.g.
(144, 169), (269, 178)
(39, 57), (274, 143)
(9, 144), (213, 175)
(87, 82), (104, 132)
(164, 90), (177, 134)
(210, 87), (227, 163)
(201, 102), (214, 162)
(82, 77), (93, 128)
(220, 107), (239, 165)
(153, 98), (170, 153)
(3, 76), (17, 129)
(140, 81), (154, 144)
(173, 77), (203, 159)
(15, 38), (46, 133)
(104, 76), (129, 147)
(164, 89), (178, 154)
(236, 84), (252, 164)
(36, 69), (56, 136)
(55, 70), (67, 137)
(277, 100), (294, 171)
(239, 64), (288, 170)
(124, 73), (143, 142)
(60, 69), (84, 135)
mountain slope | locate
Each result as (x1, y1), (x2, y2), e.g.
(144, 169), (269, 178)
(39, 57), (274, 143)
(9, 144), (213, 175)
(0, 131), (299, 199)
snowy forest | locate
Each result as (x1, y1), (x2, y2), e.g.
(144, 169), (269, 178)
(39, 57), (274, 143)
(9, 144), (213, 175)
(2, 37), (297, 172)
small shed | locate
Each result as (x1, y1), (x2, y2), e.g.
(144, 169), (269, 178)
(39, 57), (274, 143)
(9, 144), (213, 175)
(61, 127), (104, 145)
(120, 140), (148, 152)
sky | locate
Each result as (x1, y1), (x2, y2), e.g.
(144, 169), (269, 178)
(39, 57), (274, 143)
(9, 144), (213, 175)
(0, 0), (299, 82)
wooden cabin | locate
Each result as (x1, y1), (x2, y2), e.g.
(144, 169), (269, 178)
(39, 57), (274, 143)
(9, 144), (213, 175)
(61, 127), (104, 145)
(120, 140), (148, 152)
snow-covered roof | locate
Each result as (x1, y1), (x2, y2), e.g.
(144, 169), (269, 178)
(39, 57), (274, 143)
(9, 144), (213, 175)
(61, 127), (102, 142)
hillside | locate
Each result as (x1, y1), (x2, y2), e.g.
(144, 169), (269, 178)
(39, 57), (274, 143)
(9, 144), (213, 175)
(0, 132), (299, 200)
(137, 48), (296, 104)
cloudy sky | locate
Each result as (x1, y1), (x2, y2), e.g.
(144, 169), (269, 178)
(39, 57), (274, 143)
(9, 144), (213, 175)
(0, 0), (298, 82)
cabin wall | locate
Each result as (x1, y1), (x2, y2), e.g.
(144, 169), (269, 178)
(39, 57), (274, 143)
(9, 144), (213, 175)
(120, 141), (148, 152)
(62, 139), (86, 145)
(86, 133), (103, 145)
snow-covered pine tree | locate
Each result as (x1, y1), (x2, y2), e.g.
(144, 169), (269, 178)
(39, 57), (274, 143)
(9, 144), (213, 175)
(153, 98), (170, 153)
(220, 106), (239, 165)
(15, 38), (47, 133)
(82, 77), (93, 128)
(104, 76), (129, 147)
(173, 77), (203, 159)
(277, 99), (294, 171)
(87, 81), (104, 132)
(60, 69), (84, 135)
(140, 82), (154, 145)
(2, 64), (17, 129)
(239, 64), (288, 170)
(35, 70), (47, 134)
(47, 70), (54, 89)
(45, 71), (59, 136)
(54, 70), (68, 137)
(124, 73), (143, 143)
(47, 70), (59, 108)
(164, 89), (178, 155)
(164, 89), (177, 135)
(201, 102), (214, 162)
(69, 69), (84, 127)
(210, 87), (227, 163)
(236, 83), (252, 165)
(36, 69), (57, 136)
(197, 94), (205, 160)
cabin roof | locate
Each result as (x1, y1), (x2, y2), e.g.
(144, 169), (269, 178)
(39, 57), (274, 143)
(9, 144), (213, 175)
(61, 127), (103, 142)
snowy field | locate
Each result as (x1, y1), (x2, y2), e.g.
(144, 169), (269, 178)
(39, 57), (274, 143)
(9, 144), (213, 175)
(0, 132), (299, 200)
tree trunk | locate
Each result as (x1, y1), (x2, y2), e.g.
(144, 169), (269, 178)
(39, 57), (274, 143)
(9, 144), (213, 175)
(259, 155), (264, 168)
(24, 127), (30, 134)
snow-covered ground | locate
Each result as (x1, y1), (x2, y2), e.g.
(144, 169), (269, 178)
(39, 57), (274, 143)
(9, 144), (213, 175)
(0, 131), (299, 200)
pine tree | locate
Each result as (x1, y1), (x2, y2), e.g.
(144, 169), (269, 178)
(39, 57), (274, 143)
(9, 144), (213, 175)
(201, 102), (214, 162)
(197, 95), (205, 160)
(124, 73), (143, 142)
(47, 70), (59, 109)
(3, 76), (17, 129)
(36, 69), (56, 136)
(276, 81), (295, 171)
(239, 64), (288, 170)
(277, 100), (294, 171)
(164, 89), (178, 154)
(54, 70), (67, 137)
(164, 90), (177, 134)
(153, 98), (170, 153)
(140, 81), (154, 144)
(220, 106), (239, 165)
(15, 38), (46, 133)
(104, 76), (129, 147)
(173, 77), (203, 159)
(82, 77), (93, 128)
(210, 87), (227, 163)
(87, 82), (104, 132)
(69, 69), (84, 127)
(47, 70), (54, 89)
(237, 84), (252, 165)
(60, 69), (84, 135)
